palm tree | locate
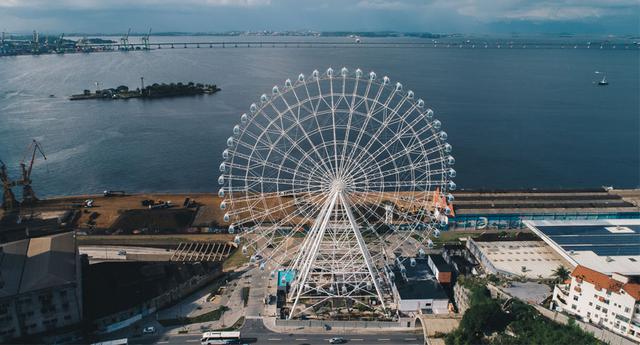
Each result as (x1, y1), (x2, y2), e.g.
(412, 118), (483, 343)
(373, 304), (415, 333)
(552, 265), (571, 283)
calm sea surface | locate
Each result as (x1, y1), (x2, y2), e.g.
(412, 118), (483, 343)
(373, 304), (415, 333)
(0, 37), (638, 197)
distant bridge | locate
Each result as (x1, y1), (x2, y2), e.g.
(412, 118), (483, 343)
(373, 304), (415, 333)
(80, 41), (640, 51)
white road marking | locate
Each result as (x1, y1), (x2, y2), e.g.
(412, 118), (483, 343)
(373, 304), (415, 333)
(157, 342), (169, 344)
(186, 340), (198, 343)
(295, 339), (308, 341)
(405, 338), (418, 341)
(378, 339), (391, 341)
(267, 338), (282, 341)
(350, 339), (364, 341)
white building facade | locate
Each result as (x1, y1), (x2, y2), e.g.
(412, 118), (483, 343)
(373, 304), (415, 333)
(552, 265), (640, 342)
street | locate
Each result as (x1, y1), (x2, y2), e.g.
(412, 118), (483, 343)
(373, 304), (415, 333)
(131, 319), (424, 345)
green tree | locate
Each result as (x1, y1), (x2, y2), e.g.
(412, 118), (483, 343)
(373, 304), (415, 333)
(552, 265), (571, 283)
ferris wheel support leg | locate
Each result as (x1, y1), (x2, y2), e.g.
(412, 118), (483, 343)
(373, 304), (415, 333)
(288, 192), (338, 319)
(340, 192), (386, 310)
(287, 194), (334, 300)
(289, 197), (330, 280)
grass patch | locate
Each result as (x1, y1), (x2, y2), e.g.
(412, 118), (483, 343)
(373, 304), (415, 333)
(222, 246), (249, 271)
(158, 306), (230, 327)
(216, 316), (245, 331)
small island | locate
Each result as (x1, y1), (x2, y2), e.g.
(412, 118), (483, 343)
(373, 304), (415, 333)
(69, 79), (220, 101)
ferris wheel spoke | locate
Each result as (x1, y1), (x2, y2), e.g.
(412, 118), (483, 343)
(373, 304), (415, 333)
(353, 137), (447, 183)
(344, 104), (425, 176)
(340, 78), (387, 175)
(277, 93), (337, 177)
(337, 74), (362, 179)
(227, 150), (318, 182)
(239, 115), (328, 180)
(307, 76), (338, 175)
(249, 192), (330, 266)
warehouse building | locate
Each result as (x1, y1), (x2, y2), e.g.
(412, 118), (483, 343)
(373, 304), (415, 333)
(467, 233), (571, 279)
(0, 232), (82, 343)
(525, 219), (640, 275)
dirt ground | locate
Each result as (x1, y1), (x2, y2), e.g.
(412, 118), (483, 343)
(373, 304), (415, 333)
(2, 193), (226, 230)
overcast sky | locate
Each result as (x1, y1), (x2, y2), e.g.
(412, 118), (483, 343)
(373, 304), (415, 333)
(1, 0), (639, 35)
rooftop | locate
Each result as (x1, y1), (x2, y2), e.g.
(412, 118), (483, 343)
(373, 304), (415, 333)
(525, 219), (640, 275)
(428, 254), (452, 273)
(393, 257), (448, 300)
(571, 265), (640, 301)
(471, 239), (571, 279)
(0, 232), (77, 298)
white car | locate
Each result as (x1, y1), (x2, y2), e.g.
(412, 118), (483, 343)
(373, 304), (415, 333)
(142, 326), (156, 334)
(329, 337), (346, 344)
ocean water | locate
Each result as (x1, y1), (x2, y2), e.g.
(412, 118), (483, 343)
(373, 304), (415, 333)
(0, 38), (638, 197)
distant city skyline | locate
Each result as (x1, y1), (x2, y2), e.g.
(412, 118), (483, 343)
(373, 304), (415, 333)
(1, 0), (639, 35)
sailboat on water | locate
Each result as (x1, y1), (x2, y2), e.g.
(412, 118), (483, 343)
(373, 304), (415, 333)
(595, 71), (609, 86)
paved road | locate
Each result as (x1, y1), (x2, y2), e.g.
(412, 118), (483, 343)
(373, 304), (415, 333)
(80, 245), (173, 261)
(132, 319), (424, 345)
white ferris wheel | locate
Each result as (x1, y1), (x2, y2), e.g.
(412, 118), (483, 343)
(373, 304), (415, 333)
(218, 67), (456, 318)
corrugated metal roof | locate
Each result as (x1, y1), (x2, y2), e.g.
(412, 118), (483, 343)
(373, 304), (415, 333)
(0, 232), (76, 297)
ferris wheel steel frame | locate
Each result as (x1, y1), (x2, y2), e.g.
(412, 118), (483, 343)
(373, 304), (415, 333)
(219, 67), (456, 319)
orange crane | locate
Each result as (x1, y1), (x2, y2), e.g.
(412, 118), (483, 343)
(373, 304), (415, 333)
(18, 140), (47, 205)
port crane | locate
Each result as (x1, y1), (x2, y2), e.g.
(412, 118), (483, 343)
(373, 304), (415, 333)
(120, 28), (131, 50)
(142, 28), (152, 50)
(1, 159), (18, 210)
(18, 140), (47, 206)
(31, 30), (39, 54)
(56, 33), (65, 53)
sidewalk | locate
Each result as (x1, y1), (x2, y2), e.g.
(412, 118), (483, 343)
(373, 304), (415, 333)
(161, 266), (253, 335)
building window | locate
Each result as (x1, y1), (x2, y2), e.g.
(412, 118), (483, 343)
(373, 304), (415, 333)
(596, 306), (601, 311)
(573, 296), (579, 301)
(571, 304), (577, 310)
(603, 308), (608, 313)
(588, 302), (593, 306)
(625, 307), (630, 313)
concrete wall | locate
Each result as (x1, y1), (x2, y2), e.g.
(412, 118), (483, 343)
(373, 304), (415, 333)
(399, 299), (449, 314)
(453, 284), (471, 314)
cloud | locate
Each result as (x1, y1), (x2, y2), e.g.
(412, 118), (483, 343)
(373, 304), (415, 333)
(0, 0), (271, 9)
(0, 0), (637, 33)
(357, 0), (426, 10)
(441, 0), (640, 22)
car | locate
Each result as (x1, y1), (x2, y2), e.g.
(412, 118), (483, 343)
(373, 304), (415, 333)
(117, 250), (127, 256)
(142, 326), (156, 334)
(329, 337), (346, 344)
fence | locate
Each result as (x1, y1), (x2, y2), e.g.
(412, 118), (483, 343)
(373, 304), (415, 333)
(275, 319), (405, 329)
